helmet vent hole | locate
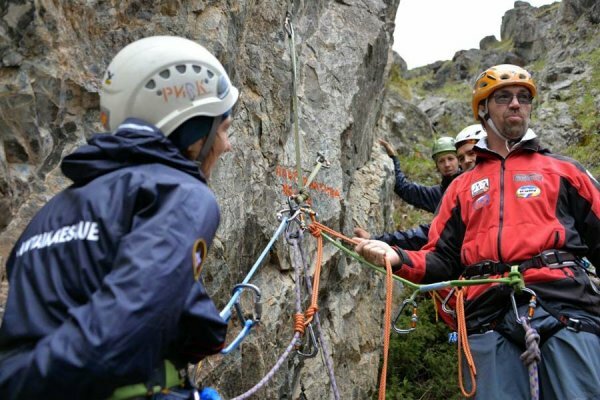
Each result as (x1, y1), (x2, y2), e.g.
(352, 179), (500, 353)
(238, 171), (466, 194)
(217, 75), (230, 99)
(500, 73), (510, 80)
(159, 69), (170, 79)
(518, 73), (526, 79)
(145, 79), (156, 89)
(487, 74), (497, 81)
(192, 65), (202, 73)
(206, 69), (214, 79)
(479, 82), (488, 88)
(176, 65), (186, 74)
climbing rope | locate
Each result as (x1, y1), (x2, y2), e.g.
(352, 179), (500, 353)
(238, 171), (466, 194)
(306, 218), (394, 400)
(378, 255), (394, 400)
(295, 224), (341, 399)
(312, 225), (543, 399)
(512, 290), (541, 400)
(231, 334), (301, 400)
(455, 287), (477, 398)
(520, 318), (541, 400)
(228, 219), (308, 399)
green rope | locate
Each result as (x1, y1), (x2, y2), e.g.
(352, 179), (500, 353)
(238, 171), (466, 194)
(321, 232), (523, 293)
(322, 232), (420, 288)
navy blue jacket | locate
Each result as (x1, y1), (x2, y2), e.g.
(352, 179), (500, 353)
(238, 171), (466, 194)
(373, 156), (458, 249)
(391, 155), (455, 213)
(373, 224), (430, 251)
(0, 119), (227, 400)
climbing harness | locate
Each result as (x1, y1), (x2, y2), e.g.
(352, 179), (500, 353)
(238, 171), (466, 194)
(319, 234), (547, 399)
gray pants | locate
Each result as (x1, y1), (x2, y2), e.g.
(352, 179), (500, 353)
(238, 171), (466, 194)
(463, 306), (600, 400)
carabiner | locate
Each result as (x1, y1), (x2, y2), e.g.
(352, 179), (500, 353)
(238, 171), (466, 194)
(296, 323), (319, 358)
(232, 283), (262, 323)
(441, 287), (456, 317)
(393, 298), (419, 334)
(221, 284), (262, 354)
(510, 287), (537, 324)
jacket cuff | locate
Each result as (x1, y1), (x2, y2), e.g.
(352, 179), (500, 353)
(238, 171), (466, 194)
(391, 245), (406, 268)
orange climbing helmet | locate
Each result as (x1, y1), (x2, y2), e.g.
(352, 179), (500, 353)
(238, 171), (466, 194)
(471, 64), (537, 120)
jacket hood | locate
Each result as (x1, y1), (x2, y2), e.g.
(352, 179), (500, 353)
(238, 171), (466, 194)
(61, 119), (206, 184)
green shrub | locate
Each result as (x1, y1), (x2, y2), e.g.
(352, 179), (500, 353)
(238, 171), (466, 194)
(386, 290), (460, 400)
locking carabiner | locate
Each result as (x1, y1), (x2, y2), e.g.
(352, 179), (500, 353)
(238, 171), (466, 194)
(510, 287), (537, 324)
(393, 298), (419, 334)
(296, 323), (319, 358)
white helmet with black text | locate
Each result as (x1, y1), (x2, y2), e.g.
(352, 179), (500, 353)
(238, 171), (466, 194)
(100, 36), (238, 137)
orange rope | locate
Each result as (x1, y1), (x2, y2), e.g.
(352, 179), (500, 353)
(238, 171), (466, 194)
(430, 291), (445, 323)
(293, 313), (306, 335)
(456, 287), (477, 398)
(378, 255), (393, 400)
(306, 220), (392, 400)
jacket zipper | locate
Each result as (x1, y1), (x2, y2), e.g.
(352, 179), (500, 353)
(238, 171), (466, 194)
(498, 158), (506, 263)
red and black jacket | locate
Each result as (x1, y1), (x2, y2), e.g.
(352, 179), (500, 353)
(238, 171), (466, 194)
(395, 137), (600, 330)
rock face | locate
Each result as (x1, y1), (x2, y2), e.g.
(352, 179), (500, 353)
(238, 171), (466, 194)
(394, 0), (600, 151)
(0, 0), (402, 398)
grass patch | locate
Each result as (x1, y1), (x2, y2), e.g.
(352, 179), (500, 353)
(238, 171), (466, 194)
(487, 38), (514, 52)
(535, 2), (561, 18)
(566, 48), (600, 139)
(563, 134), (600, 179)
(388, 63), (412, 100)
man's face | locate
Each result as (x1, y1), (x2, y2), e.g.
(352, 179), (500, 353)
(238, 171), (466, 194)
(483, 85), (532, 141)
(435, 152), (459, 177)
(457, 141), (477, 171)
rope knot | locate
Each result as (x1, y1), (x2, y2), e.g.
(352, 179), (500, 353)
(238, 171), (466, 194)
(304, 305), (319, 326)
(307, 223), (321, 238)
(520, 319), (541, 366)
(293, 313), (306, 335)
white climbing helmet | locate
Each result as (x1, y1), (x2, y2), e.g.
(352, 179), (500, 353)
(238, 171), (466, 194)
(455, 124), (486, 149)
(100, 36), (239, 135)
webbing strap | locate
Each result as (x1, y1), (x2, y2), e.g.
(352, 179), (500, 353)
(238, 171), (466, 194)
(108, 360), (181, 400)
(463, 250), (578, 279)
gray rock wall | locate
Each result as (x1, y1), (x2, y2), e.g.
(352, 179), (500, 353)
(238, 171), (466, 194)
(0, 0), (402, 398)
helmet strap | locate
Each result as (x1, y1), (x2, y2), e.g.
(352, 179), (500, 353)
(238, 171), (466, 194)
(481, 99), (524, 152)
(196, 115), (224, 166)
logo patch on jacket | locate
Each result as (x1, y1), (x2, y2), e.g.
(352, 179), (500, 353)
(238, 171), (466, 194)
(471, 178), (489, 197)
(516, 185), (541, 198)
(192, 238), (207, 281)
(513, 173), (543, 182)
(473, 193), (491, 210)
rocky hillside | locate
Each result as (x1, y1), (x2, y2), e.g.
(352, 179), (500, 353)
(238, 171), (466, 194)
(381, 0), (600, 176)
(0, 0), (598, 399)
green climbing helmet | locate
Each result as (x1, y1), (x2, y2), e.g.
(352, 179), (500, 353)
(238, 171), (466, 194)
(431, 136), (456, 160)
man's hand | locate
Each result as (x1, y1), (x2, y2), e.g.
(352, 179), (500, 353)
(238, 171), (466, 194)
(379, 139), (397, 157)
(353, 238), (401, 267)
(353, 227), (371, 239)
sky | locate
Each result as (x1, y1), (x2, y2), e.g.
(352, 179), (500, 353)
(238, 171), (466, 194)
(394, 0), (561, 69)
